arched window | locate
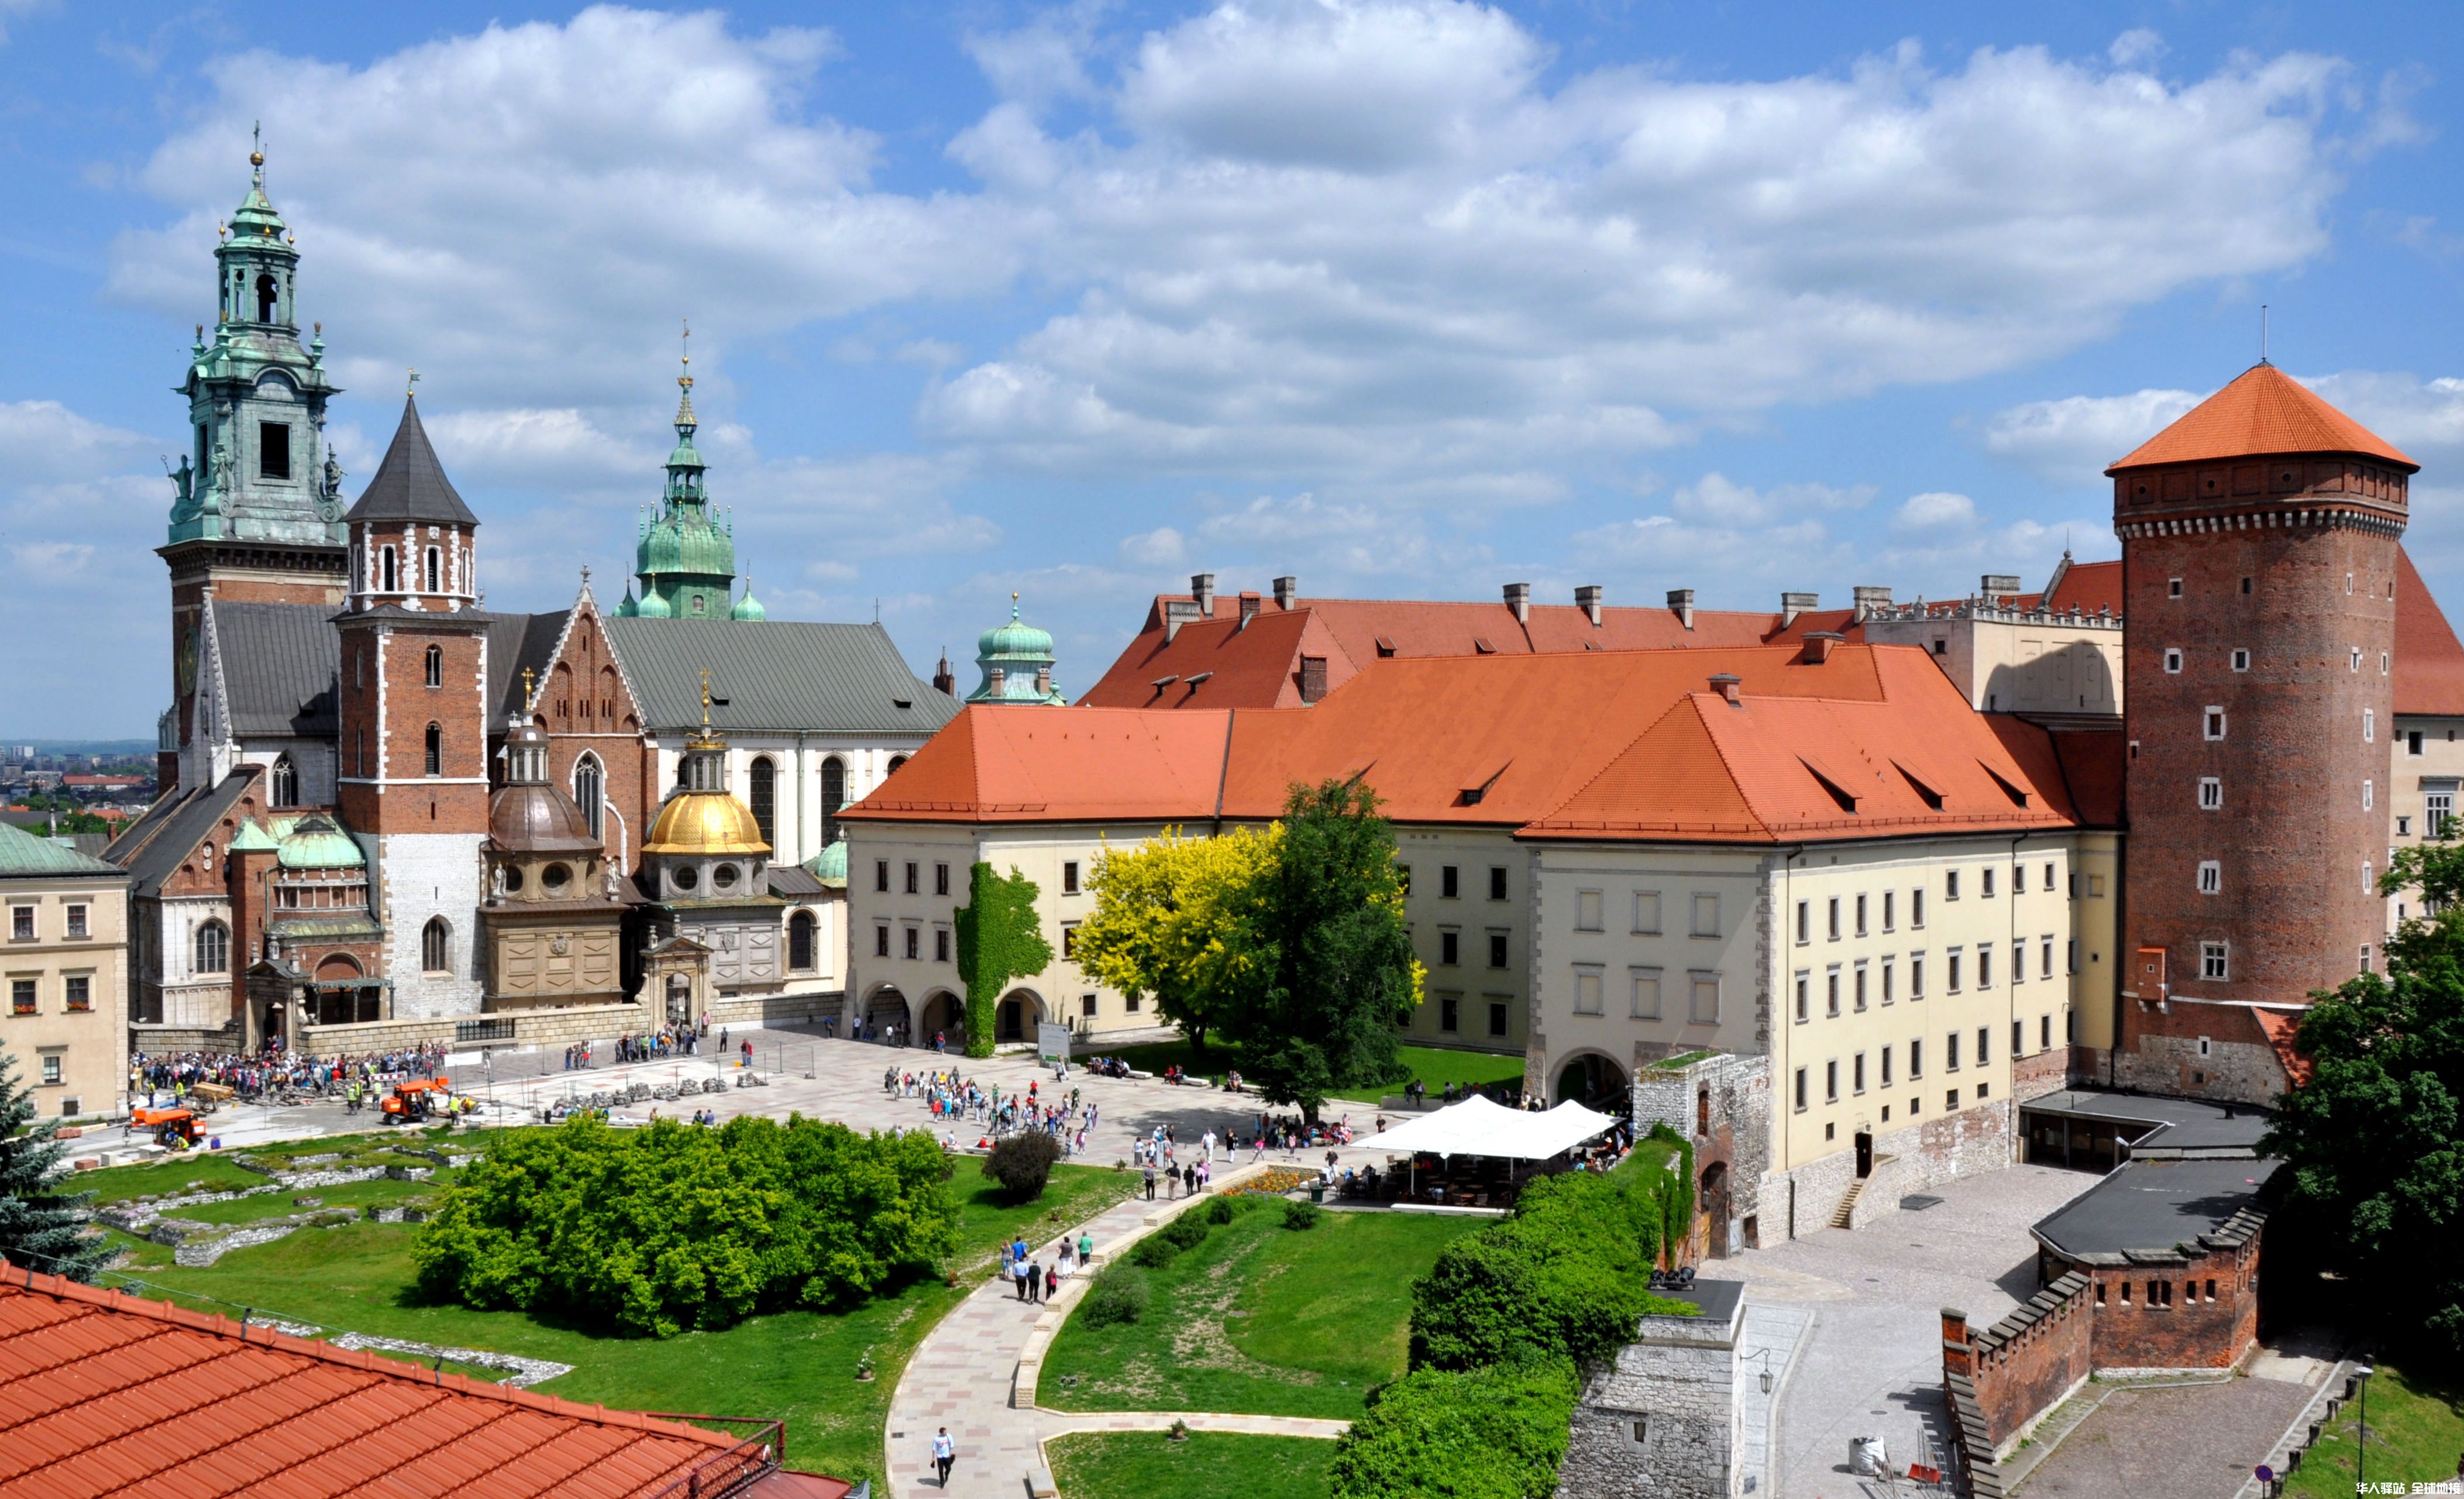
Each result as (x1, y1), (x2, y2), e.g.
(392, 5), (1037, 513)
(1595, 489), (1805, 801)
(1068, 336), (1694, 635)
(424, 723), (442, 776)
(425, 644), (443, 688)
(821, 757), (846, 847)
(887, 754), (908, 775)
(269, 755), (297, 808)
(748, 757), (776, 848)
(380, 546), (398, 593)
(789, 910), (817, 971)
(421, 917), (450, 973)
(195, 920), (230, 974)
(255, 273), (278, 322)
(424, 547), (441, 593)
(573, 755), (604, 839)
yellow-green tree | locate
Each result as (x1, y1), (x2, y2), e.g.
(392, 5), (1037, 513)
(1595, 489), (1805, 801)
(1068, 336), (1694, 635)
(1075, 824), (1282, 1057)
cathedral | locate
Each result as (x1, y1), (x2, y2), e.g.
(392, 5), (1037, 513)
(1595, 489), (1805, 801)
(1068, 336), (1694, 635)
(108, 150), (959, 1055)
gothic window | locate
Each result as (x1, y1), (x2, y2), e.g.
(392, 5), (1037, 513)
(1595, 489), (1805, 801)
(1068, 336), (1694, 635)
(425, 645), (443, 688)
(424, 723), (442, 776)
(254, 273), (277, 322)
(749, 757), (776, 848)
(789, 910), (817, 971)
(195, 921), (230, 974)
(270, 755), (297, 809)
(424, 548), (441, 593)
(821, 756), (847, 846)
(380, 546), (398, 593)
(259, 422), (291, 480)
(422, 917), (450, 973)
(573, 755), (604, 839)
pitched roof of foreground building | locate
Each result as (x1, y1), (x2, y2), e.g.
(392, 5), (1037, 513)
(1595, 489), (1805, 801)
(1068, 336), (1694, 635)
(0, 1259), (849, 1499)
(850, 642), (2100, 846)
(2107, 363), (2417, 472)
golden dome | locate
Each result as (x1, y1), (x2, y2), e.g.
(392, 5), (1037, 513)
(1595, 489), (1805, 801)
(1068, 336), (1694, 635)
(643, 790), (769, 857)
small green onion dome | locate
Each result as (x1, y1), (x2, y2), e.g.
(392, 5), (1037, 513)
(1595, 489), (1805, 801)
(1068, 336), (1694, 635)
(730, 586), (766, 621)
(634, 589), (672, 618)
(978, 599), (1055, 660)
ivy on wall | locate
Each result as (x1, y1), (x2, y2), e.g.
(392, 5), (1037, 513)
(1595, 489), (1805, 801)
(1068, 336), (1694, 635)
(954, 861), (1054, 1060)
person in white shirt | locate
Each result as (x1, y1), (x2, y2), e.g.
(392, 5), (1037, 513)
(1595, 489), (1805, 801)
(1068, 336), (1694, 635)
(931, 1428), (955, 1486)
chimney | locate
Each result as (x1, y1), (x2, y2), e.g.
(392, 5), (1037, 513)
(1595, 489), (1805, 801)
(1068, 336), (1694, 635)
(1981, 573), (2021, 598)
(987, 665), (1006, 697)
(1853, 586), (1892, 621)
(1940, 1308), (1973, 1378)
(1575, 585), (1603, 627)
(1273, 575), (1298, 610)
(1801, 631), (1843, 665)
(932, 652), (956, 697)
(1780, 591), (1819, 629)
(1237, 591), (1261, 628)
(1034, 664), (1052, 698)
(1190, 572), (1216, 618)
(1503, 582), (1530, 624)
(1709, 672), (1742, 705)
(1667, 589), (1695, 631)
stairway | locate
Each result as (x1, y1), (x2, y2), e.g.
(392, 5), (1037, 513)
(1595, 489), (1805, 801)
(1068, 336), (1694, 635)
(1829, 1176), (1867, 1230)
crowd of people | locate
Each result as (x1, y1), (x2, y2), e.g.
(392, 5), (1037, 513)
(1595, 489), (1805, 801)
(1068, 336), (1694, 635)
(883, 1065), (1103, 1157)
(1004, 1228), (1094, 1304)
(562, 1021), (711, 1071)
(129, 1045), (446, 1111)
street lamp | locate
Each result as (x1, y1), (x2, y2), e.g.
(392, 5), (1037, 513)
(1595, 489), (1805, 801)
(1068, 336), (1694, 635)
(2355, 1364), (2374, 1490)
(1744, 1346), (1775, 1397)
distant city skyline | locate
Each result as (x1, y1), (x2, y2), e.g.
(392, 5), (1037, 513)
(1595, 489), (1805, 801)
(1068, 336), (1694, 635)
(7, 1), (2464, 734)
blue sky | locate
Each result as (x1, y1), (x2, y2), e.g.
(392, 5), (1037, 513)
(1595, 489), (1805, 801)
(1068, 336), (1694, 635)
(6, 1), (2464, 736)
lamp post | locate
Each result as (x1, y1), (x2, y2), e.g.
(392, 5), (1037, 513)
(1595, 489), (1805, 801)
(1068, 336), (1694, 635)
(1744, 1346), (1775, 1397)
(2355, 1364), (2374, 1490)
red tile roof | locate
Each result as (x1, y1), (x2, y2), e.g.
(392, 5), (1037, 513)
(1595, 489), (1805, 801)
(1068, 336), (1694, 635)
(2252, 1008), (2314, 1088)
(2108, 363), (2416, 472)
(2044, 559), (2122, 617)
(0, 1260), (848, 1499)
(854, 645), (2088, 848)
(2396, 549), (2464, 717)
(1078, 593), (1811, 710)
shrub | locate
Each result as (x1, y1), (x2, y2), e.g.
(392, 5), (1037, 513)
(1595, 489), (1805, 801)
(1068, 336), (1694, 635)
(411, 1115), (958, 1338)
(983, 1130), (1063, 1202)
(1160, 1210), (1212, 1250)
(1205, 1195), (1238, 1225)
(1329, 1361), (1577, 1499)
(1080, 1266), (1149, 1328)
(1282, 1199), (1323, 1230)
(1128, 1235), (1181, 1268)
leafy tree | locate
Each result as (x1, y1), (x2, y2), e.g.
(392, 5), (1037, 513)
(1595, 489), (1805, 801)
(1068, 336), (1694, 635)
(954, 862), (1055, 1060)
(2257, 844), (2464, 1356)
(1073, 825), (1281, 1057)
(983, 1130), (1061, 1201)
(1219, 780), (1424, 1118)
(0, 1051), (110, 1281)
(1329, 1360), (1578, 1499)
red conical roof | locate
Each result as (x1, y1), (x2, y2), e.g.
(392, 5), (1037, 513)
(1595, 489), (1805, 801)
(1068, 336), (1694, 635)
(2107, 363), (2415, 473)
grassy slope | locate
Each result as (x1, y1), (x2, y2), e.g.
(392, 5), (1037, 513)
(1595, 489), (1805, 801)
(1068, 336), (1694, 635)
(2284, 1364), (2464, 1497)
(1040, 1204), (1480, 1421)
(1047, 1432), (1334, 1499)
(99, 1160), (1133, 1494)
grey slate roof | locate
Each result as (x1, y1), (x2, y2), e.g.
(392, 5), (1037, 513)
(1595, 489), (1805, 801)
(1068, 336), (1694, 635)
(2029, 1156), (2280, 1261)
(212, 603), (339, 736)
(111, 771), (261, 898)
(485, 611), (572, 728)
(768, 864), (828, 899)
(344, 396), (479, 526)
(2019, 1089), (2270, 1154)
(603, 618), (957, 736)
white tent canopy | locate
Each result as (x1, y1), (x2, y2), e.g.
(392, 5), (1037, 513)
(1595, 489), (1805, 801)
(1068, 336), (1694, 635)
(1353, 1094), (1621, 1161)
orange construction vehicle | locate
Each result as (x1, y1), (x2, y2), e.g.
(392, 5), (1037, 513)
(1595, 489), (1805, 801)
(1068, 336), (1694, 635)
(380, 1077), (452, 1124)
(132, 1106), (205, 1149)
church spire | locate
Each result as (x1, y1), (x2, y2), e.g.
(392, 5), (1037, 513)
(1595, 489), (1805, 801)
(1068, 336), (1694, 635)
(631, 321), (737, 619)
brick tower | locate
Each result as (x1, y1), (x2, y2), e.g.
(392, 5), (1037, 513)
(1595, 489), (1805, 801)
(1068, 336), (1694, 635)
(2111, 363), (2417, 1102)
(336, 393), (491, 1018)
(160, 137), (349, 789)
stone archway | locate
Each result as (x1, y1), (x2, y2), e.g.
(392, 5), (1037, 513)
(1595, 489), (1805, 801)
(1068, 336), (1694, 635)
(1699, 1160), (1732, 1260)
(1552, 1050), (1630, 1112)
(918, 989), (966, 1046)
(997, 988), (1046, 1043)
(863, 984), (911, 1041)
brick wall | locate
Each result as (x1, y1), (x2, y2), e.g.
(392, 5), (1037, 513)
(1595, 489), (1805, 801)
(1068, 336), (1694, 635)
(2111, 997), (2287, 1105)
(337, 622), (491, 837)
(2010, 1043), (2069, 1103)
(2064, 1226), (2263, 1372)
(1942, 1274), (2092, 1458)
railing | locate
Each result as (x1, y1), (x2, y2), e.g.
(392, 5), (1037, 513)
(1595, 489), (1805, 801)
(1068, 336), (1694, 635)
(635, 1416), (787, 1499)
(454, 1017), (517, 1044)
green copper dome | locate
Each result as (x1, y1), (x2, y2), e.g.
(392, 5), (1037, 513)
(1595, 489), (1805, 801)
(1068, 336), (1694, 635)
(629, 360), (738, 619)
(731, 585), (766, 621)
(634, 587), (672, 618)
(969, 594), (1066, 704)
(805, 839), (848, 886)
(274, 813), (366, 869)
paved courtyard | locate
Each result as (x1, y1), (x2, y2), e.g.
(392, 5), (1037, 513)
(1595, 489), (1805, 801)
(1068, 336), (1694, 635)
(1702, 1163), (2096, 1499)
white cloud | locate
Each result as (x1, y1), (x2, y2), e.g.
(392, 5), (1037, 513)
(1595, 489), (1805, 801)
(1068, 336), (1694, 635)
(1669, 472), (1873, 527)
(1895, 491), (1978, 530)
(1983, 388), (2201, 481)
(2297, 371), (2464, 461)
(0, 400), (161, 482)
(2108, 29), (2164, 68)
(1118, 525), (1187, 567)
(9, 541), (96, 573)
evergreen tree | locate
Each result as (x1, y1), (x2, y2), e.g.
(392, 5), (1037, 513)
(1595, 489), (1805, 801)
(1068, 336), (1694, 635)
(954, 862), (1055, 1060)
(1222, 780), (1424, 1118)
(0, 1051), (111, 1281)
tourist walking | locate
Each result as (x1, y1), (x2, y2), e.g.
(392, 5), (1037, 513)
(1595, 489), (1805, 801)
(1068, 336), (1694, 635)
(931, 1428), (955, 1486)
(1142, 1163), (1157, 1200)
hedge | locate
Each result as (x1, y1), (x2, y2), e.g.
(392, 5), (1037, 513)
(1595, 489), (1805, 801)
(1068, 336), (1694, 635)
(411, 1115), (958, 1337)
(1328, 1360), (1578, 1499)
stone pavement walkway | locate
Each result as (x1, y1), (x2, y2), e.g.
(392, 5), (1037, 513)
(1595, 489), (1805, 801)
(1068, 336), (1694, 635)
(1733, 1298), (1814, 1496)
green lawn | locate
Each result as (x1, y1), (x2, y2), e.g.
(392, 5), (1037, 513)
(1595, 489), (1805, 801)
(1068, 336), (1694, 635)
(1047, 1431), (1334, 1499)
(93, 1158), (1134, 1494)
(159, 1172), (453, 1226)
(1041, 1202), (1481, 1421)
(70, 1153), (270, 1204)
(1092, 1041), (1522, 1105)
(2284, 1364), (2464, 1498)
